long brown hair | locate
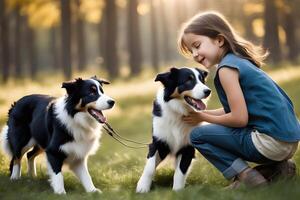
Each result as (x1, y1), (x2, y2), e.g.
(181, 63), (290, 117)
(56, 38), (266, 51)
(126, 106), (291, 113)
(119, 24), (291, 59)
(178, 11), (268, 68)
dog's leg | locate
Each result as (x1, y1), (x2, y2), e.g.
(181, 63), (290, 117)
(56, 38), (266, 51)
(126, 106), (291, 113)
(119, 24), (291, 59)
(136, 151), (161, 193)
(173, 146), (195, 191)
(10, 158), (22, 180)
(27, 146), (42, 177)
(46, 152), (66, 194)
(70, 158), (101, 193)
(136, 137), (170, 193)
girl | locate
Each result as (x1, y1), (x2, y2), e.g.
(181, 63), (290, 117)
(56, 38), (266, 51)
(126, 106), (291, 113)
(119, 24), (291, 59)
(178, 11), (300, 188)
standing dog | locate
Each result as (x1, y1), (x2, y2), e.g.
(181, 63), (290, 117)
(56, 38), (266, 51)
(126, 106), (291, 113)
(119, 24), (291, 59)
(136, 67), (211, 193)
(1, 77), (114, 194)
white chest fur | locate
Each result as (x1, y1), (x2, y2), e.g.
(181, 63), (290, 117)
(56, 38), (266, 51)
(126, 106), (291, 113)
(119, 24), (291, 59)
(54, 97), (102, 161)
(152, 90), (194, 154)
(60, 136), (100, 161)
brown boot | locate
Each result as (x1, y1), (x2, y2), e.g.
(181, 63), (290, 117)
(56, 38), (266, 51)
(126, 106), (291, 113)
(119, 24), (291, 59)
(254, 160), (296, 182)
(226, 168), (267, 189)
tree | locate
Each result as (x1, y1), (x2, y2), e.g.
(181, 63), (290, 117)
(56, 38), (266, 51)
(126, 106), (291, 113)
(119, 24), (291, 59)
(0, 0), (10, 83)
(104, 0), (119, 78)
(150, 0), (159, 71)
(281, 0), (298, 63)
(50, 26), (60, 70)
(263, 0), (282, 63)
(75, 0), (86, 71)
(14, 4), (23, 78)
(175, 0), (187, 28)
(128, 0), (142, 75)
(60, 0), (72, 79)
(24, 16), (37, 79)
(159, 0), (171, 64)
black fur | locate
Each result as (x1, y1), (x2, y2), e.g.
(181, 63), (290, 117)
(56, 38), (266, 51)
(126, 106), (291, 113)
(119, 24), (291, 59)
(155, 67), (208, 101)
(152, 100), (162, 117)
(147, 136), (170, 160)
(176, 146), (195, 174)
(7, 95), (72, 173)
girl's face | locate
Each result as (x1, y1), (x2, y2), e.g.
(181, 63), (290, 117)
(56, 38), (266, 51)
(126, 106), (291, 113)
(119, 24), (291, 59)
(182, 33), (226, 69)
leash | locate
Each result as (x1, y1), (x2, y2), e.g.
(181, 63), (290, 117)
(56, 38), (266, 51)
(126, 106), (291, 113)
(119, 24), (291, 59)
(103, 122), (150, 149)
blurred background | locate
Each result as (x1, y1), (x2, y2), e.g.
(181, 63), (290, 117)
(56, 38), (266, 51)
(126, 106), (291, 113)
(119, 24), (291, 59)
(0, 0), (300, 82)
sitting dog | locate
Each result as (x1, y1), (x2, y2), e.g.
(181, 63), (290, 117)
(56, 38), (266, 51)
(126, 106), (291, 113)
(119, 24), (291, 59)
(136, 67), (211, 193)
(1, 76), (114, 194)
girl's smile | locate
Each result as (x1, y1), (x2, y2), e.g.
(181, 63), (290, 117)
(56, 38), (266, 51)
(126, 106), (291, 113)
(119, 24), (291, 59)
(183, 33), (226, 69)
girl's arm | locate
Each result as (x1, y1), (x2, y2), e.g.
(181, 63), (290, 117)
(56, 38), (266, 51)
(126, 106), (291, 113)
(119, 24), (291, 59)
(183, 67), (248, 127)
(202, 108), (225, 116)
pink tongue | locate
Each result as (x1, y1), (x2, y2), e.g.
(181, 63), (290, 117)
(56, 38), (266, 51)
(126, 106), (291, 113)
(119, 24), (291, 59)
(92, 110), (106, 123)
(196, 100), (206, 110)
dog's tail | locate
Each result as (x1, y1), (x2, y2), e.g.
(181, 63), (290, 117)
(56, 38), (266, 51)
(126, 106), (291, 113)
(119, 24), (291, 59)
(1, 125), (12, 158)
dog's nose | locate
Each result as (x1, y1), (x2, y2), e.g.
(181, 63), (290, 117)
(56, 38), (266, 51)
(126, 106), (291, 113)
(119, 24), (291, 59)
(204, 89), (211, 97)
(108, 100), (115, 107)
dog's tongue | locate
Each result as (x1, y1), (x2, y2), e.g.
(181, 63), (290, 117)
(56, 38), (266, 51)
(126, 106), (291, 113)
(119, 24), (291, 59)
(89, 109), (106, 123)
(193, 99), (206, 110)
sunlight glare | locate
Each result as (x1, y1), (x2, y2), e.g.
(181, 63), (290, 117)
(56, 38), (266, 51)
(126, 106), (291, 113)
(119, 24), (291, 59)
(252, 18), (264, 38)
(137, 2), (150, 15)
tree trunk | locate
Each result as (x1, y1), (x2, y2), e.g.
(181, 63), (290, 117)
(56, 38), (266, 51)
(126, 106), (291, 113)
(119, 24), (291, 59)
(159, 0), (171, 64)
(150, 0), (159, 71)
(128, 0), (142, 75)
(50, 27), (60, 70)
(104, 0), (119, 78)
(60, 0), (72, 79)
(282, 1), (298, 63)
(263, 0), (282, 63)
(14, 5), (22, 78)
(76, 0), (86, 71)
(99, 13), (106, 69)
(243, 14), (259, 42)
(25, 19), (37, 79)
(0, 0), (10, 83)
(175, 0), (187, 27)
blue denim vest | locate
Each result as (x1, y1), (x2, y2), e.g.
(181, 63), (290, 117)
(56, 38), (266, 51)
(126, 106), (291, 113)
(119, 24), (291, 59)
(214, 53), (300, 142)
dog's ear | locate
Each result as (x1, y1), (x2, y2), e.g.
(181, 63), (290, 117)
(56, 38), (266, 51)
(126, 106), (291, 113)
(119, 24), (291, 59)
(99, 79), (110, 85)
(62, 78), (83, 95)
(155, 67), (179, 87)
(155, 72), (170, 84)
(91, 75), (110, 85)
(195, 68), (208, 82)
(202, 70), (208, 78)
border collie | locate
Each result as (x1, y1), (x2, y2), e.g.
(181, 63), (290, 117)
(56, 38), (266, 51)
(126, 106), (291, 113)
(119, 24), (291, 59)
(136, 67), (210, 193)
(1, 76), (114, 194)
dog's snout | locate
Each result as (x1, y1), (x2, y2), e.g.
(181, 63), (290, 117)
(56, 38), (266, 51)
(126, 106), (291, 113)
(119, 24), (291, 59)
(107, 100), (115, 107)
(204, 89), (211, 97)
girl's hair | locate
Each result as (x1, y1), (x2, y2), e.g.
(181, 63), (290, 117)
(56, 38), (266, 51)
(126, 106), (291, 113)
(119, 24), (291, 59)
(178, 11), (269, 68)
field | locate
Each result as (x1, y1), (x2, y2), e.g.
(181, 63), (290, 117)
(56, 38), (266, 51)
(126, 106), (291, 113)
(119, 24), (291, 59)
(1, 66), (300, 200)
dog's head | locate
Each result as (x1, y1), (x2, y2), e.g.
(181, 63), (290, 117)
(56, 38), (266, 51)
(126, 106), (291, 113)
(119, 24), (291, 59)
(155, 67), (211, 111)
(62, 76), (114, 123)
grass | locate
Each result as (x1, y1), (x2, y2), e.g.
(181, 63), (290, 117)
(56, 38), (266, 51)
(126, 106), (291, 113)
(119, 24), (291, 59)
(1, 66), (300, 199)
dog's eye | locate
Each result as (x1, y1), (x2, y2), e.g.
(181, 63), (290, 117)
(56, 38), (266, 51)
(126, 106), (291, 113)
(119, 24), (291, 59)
(187, 75), (195, 82)
(90, 86), (97, 95)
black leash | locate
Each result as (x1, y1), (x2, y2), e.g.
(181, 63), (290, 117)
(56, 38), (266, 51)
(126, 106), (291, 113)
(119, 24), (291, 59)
(103, 122), (150, 149)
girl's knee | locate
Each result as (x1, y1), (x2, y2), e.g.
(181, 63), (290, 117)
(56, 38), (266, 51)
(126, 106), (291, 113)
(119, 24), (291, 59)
(189, 127), (205, 145)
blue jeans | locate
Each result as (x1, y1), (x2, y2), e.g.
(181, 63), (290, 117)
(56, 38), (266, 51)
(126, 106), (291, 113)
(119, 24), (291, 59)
(190, 124), (273, 180)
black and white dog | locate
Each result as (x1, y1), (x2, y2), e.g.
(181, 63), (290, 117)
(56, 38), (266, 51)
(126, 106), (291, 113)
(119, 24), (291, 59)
(1, 77), (114, 194)
(136, 67), (211, 193)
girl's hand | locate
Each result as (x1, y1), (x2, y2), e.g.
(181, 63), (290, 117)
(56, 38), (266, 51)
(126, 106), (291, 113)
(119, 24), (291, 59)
(182, 111), (204, 126)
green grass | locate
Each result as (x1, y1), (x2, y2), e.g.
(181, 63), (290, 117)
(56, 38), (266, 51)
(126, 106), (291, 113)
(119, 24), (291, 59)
(1, 67), (300, 199)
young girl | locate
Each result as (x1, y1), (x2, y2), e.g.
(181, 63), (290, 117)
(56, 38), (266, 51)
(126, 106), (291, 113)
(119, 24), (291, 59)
(178, 11), (300, 188)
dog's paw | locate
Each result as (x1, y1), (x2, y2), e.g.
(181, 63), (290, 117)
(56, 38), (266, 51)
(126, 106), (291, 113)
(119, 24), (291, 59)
(54, 188), (66, 195)
(136, 179), (151, 193)
(172, 185), (184, 191)
(92, 188), (102, 194)
(10, 176), (21, 181)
